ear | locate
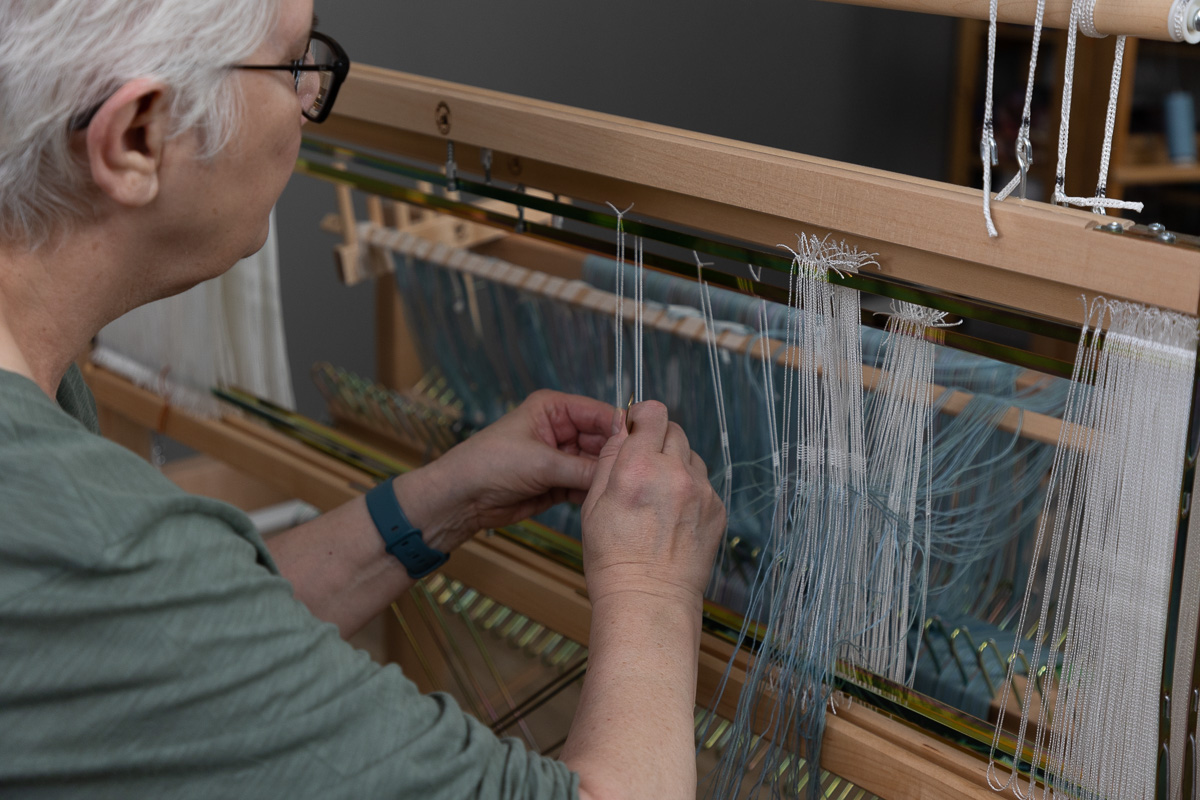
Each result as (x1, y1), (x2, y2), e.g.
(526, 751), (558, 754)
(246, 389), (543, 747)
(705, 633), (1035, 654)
(84, 78), (171, 208)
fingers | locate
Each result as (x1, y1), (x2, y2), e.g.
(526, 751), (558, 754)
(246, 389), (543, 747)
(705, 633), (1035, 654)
(661, 422), (691, 462)
(586, 425), (628, 505)
(540, 448), (598, 493)
(530, 390), (616, 447)
(619, 401), (670, 459)
(577, 432), (609, 457)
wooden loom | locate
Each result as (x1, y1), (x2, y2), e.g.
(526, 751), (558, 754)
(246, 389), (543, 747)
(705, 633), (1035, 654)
(88, 6), (1200, 796)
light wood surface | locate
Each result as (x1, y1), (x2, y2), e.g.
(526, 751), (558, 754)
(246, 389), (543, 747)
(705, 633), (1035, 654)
(82, 363), (372, 510)
(316, 65), (1200, 324)
(161, 455), (290, 512)
(816, 0), (1200, 41)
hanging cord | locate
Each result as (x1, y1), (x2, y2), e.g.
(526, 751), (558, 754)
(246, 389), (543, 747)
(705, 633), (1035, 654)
(980, 0), (1001, 237)
(1089, 35), (1135, 213)
(995, 0), (1048, 203)
(1051, 1), (1144, 213)
(605, 202), (634, 407)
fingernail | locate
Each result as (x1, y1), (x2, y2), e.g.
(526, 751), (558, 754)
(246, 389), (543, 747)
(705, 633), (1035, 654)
(610, 409), (623, 435)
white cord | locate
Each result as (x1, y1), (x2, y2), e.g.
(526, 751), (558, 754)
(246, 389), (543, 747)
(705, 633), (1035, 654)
(1089, 36), (1137, 214)
(1051, 3), (1143, 213)
(995, 0), (1048, 203)
(980, 0), (1001, 237)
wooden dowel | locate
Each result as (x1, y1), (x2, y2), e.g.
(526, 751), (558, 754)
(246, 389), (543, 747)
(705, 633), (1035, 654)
(815, 0), (1200, 42)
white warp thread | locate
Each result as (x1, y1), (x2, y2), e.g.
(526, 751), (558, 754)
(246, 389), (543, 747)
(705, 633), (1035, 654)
(605, 202), (634, 406)
(987, 299), (1197, 800)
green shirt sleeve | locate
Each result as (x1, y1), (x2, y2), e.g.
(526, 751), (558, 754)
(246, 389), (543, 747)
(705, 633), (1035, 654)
(0, 369), (579, 800)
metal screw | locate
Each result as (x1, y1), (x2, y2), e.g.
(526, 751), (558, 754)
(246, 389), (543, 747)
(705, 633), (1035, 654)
(1149, 222), (1166, 233)
(1102, 221), (1123, 233)
(1192, 7), (1200, 35)
(1160, 230), (1178, 244)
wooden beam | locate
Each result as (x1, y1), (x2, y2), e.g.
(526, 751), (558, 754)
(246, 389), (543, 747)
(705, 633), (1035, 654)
(815, 0), (1200, 41)
(315, 66), (1200, 324)
(82, 364), (372, 511)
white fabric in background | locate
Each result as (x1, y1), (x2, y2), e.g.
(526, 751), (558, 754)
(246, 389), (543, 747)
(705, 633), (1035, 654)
(93, 209), (295, 415)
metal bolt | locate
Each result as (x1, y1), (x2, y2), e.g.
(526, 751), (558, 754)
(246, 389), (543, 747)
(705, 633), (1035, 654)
(1160, 230), (1178, 244)
(1149, 222), (1166, 233)
(1102, 221), (1123, 233)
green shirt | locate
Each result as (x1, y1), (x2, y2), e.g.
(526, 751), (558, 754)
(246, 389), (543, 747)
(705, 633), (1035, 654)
(0, 366), (578, 800)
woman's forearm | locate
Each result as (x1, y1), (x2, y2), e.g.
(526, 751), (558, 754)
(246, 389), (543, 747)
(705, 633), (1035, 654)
(561, 590), (703, 800)
(265, 469), (464, 638)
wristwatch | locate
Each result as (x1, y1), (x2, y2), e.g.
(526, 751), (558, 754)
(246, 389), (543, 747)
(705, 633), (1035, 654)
(364, 480), (449, 579)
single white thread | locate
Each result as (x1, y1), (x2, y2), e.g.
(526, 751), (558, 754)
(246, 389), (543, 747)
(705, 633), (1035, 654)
(634, 236), (645, 403)
(605, 202), (634, 406)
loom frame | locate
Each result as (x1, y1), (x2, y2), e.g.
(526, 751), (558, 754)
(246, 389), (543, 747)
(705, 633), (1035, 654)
(83, 60), (1200, 799)
(309, 63), (1200, 799)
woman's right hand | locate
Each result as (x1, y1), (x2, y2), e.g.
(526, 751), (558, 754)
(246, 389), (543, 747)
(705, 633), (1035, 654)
(579, 400), (726, 609)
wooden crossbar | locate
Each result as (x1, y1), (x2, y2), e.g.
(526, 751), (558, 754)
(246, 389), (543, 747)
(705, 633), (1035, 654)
(313, 65), (1200, 326)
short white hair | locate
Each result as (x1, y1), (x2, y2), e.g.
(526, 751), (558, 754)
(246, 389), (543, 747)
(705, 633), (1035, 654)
(0, 0), (281, 248)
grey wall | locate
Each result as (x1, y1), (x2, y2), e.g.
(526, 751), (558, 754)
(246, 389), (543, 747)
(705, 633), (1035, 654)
(278, 1), (958, 417)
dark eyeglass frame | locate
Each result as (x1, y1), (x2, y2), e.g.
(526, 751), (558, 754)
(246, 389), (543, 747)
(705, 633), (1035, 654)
(71, 30), (350, 130)
(234, 30), (350, 123)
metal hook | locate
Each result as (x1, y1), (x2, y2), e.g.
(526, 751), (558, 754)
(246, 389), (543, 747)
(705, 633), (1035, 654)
(515, 183), (526, 233)
(1015, 133), (1032, 200)
(981, 119), (998, 167)
(445, 141), (458, 192)
(480, 148), (493, 186)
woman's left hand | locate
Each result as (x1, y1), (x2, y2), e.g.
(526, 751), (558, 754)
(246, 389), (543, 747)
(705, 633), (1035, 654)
(394, 390), (616, 551)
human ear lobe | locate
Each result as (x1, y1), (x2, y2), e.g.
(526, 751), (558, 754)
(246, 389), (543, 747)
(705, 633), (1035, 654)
(85, 78), (169, 208)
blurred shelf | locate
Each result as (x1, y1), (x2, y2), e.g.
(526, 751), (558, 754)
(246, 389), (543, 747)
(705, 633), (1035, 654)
(1112, 133), (1200, 186)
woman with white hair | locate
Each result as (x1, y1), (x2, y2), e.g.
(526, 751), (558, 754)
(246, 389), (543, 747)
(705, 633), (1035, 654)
(0, 1), (725, 798)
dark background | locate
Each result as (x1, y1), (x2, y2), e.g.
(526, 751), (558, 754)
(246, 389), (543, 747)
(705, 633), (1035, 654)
(275, 1), (959, 416)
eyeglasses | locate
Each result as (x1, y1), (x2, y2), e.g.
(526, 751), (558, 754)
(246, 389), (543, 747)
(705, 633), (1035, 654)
(71, 30), (351, 130)
(235, 30), (350, 123)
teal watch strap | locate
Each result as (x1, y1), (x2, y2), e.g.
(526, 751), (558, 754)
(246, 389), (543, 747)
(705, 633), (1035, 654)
(365, 481), (448, 579)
